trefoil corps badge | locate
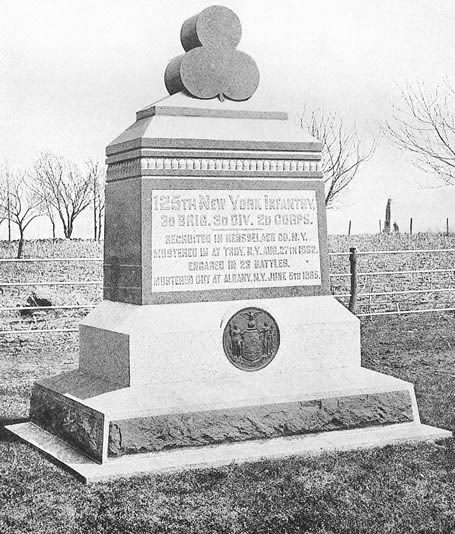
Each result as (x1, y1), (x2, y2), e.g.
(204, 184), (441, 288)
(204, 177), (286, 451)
(223, 307), (280, 371)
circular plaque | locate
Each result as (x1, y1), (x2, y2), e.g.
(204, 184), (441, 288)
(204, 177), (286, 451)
(223, 307), (280, 371)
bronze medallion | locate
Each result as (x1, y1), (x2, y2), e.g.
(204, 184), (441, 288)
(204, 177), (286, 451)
(223, 307), (280, 371)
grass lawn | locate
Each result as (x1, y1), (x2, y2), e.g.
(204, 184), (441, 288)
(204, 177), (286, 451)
(1, 313), (455, 533)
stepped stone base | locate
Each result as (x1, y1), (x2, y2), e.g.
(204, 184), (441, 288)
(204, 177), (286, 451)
(8, 360), (451, 481)
(7, 420), (451, 484)
(6, 297), (452, 481)
(16, 363), (423, 461)
(30, 384), (106, 462)
(108, 390), (414, 457)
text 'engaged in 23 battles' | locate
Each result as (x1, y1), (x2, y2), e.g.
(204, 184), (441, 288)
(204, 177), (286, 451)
(151, 189), (321, 292)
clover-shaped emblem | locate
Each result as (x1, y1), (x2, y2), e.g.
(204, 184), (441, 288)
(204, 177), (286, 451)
(164, 5), (260, 102)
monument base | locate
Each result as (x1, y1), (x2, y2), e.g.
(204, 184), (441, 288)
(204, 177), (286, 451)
(19, 365), (423, 460)
(7, 296), (451, 480)
(8, 420), (451, 483)
(6, 362), (452, 480)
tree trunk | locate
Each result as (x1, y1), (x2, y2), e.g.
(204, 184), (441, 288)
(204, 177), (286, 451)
(66, 219), (73, 239)
(97, 210), (103, 241)
(48, 214), (56, 240)
(7, 179), (11, 242)
(93, 188), (97, 240)
(17, 230), (24, 259)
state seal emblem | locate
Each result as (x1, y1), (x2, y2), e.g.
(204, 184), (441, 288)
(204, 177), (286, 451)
(223, 307), (280, 371)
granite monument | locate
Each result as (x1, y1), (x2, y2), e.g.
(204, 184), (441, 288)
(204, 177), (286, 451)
(7, 5), (450, 482)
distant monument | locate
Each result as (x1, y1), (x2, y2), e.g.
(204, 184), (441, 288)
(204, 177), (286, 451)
(383, 198), (392, 234)
(7, 6), (450, 482)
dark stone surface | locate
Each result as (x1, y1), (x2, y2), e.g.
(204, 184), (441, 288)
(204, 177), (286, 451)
(103, 177), (142, 304)
(102, 176), (330, 305)
(103, 97), (327, 306)
(180, 6), (242, 51)
(106, 137), (323, 157)
(135, 105), (288, 121)
(165, 6), (259, 101)
(140, 177), (331, 305)
(107, 148), (318, 165)
(79, 326), (130, 387)
(106, 148), (321, 168)
(108, 390), (414, 457)
(107, 167), (324, 182)
(30, 384), (105, 462)
(165, 48), (260, 102)
(36, 369), (121, 399)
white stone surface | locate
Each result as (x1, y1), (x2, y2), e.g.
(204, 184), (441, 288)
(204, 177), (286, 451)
(150, 189), (321, 293)
(77, 366), (417, 421)
(7, 421), (451, 484)
(140, 92), (291, 115)
(79, 296), (359, 387)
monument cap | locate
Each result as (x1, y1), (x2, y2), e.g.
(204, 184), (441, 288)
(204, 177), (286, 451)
(165, 5), (260, 101)
(180, 6), (242, 51)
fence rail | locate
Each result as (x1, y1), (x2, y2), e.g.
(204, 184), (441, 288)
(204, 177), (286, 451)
(1, 247), (455, 334)
(2, 248), (454, 262)
(0, 281), (102, 287)
(329, 248), (455, 256)
(0, 257), (102, 263)
(331, 268), (455, 277)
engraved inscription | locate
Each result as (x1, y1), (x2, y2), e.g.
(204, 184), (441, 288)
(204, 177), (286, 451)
(150, 189), (321, 293)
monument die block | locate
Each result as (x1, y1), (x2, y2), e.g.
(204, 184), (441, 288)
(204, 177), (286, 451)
(104, 175), (330, 306)
(147, 180), (328, 301)
(7, 5), (450, 482)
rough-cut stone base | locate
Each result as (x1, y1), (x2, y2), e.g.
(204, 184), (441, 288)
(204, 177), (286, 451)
(30, 384), (105, 462)
(6, 421), (452, 484)
(23, 364), (423, 466)
(108, 390), (414, 457)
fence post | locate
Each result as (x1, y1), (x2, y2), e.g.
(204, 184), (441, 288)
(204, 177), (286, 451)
(348, 247), (358, 314)
(348, 220), (352, 236)
(410, 217), (413, 235)
(379, 219), (382, 233)
(446, 217), (449, 236)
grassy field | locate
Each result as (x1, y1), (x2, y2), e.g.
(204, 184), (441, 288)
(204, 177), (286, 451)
(1, 236), (455, 533)
(330, 234), (455, 314)
(1, 314), (455, 533)
(1, 234), (455, 334)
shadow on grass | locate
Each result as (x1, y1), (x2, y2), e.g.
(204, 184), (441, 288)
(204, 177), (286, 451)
(0, 417), (28, 442)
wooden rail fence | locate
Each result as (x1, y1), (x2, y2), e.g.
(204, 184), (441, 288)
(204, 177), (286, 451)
(1, 248), (455, 334)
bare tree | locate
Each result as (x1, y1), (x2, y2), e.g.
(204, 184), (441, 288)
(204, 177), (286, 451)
(0, 163), (13, 241)
(0, 171), (44, 258)
(0, 166), (5, 229)
(86, 160), (106, 241)
(33, 185), (58, 240)
(300, 109), (376, 208)
(32, 152), (93, 238)
(386, 80), (455, 185)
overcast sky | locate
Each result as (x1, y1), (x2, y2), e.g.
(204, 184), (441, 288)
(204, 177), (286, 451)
(1, 0), (455, 238)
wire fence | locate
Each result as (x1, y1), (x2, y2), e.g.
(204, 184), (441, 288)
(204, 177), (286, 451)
(1, 248), (455, 335)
